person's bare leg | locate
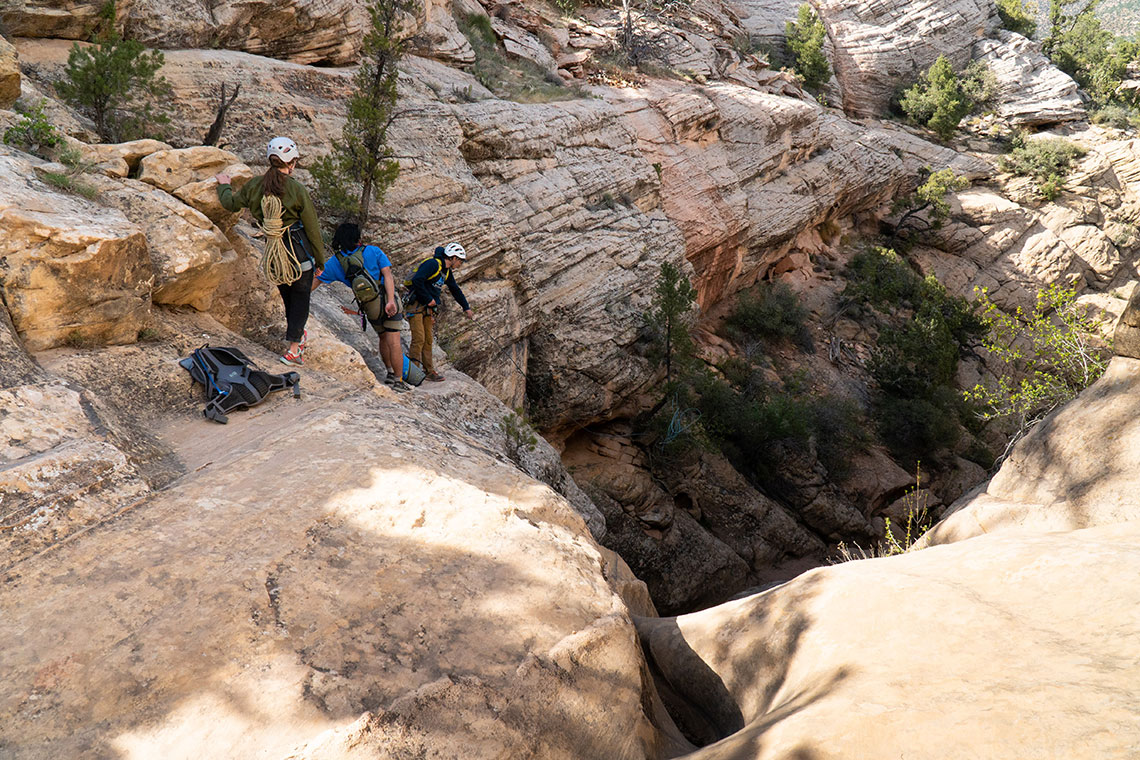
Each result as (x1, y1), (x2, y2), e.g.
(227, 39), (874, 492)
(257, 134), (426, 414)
(384, 331), (405, 381)
(378, 336), (395, 375)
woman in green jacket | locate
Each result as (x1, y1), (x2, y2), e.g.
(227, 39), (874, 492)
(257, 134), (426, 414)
(215, 137), (326, 367)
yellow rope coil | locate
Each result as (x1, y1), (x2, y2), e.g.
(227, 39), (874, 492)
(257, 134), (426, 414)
(259, 194), (303, 286)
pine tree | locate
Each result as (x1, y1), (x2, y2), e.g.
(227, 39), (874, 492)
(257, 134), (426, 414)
(311, 0), (415, 229)
(644, 261), (698, 385)
(786, 4), (831, 93)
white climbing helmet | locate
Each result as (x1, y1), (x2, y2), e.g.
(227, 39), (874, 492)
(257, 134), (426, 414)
(267, 136), (300, 163)
(443, 242), (467, 260)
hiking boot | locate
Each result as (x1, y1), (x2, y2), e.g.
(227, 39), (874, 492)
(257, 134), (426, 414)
(280, 350), (304, 367)
(391, 380), (413, 393)
(384, 371), (397, 385)
(426, 372), (445, 382)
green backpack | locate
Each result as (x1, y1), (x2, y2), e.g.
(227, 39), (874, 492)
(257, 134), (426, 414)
(336, 247), (384, 326)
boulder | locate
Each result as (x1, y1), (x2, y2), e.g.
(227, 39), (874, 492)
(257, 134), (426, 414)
(0, 0), (103, 39)
(90, 175), (236, 310)
(816, 0), (999, 117)
(0, 36), (20, 109)
(137, 145), (243, 193)
(174, 162), (254, 227)
(79, 138), (172, 175)
(0, 151), (152, 350)
(639, 520), (1140, 758)
(973, 31), (1085, 127)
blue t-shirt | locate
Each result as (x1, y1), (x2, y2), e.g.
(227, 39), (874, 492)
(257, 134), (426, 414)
(319, 245), (391, 286)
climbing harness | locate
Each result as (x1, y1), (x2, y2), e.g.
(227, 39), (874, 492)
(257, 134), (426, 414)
(259, 194), (303, 286)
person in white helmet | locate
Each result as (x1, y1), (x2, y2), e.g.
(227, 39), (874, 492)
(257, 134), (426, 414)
(403, 242), (474, 382)
(214, 137), (326, 367)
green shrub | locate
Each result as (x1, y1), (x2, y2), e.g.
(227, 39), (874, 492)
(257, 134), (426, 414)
(964, 283), (1112, 451)
(55, 32), (172, 143)
(3, 100), (64, 159)
(899, 56), (971, 139)
(725, 281), (811, 348)
(996, 0), (1038, 37)
(810, 395), (871, 479)
(785, 3), (831, 93)
(40, 170), (99, 199)
(874, 391), (963, 464)
(1045, 0), (1136, 108)
(999, 135), (1086, 200)
(844, 246), (923, 309)
(1090, 104), (1140, 129)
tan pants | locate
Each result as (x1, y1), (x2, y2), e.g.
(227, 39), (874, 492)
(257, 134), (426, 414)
(407, 306), (435, 374)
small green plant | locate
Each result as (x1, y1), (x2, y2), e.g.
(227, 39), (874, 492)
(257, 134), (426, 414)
(999, 134), (1086, 200)
(500, 408), (539, 462)
(833, 463), (932, 561)
(1090, 104), (1140, 130)
(63, 329), (97, 348)
(136, 326), (161, 342)
(55, 31), (172, 142)
(785, 3), (831, 93)
(996, 0), (1038, 37)
(3, 101), (64, 159)
(965, 283), (1112, 455)
(40, 170), (99, 199)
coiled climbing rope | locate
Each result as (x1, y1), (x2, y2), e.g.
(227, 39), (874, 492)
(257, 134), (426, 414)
(259, 194), (302, 286)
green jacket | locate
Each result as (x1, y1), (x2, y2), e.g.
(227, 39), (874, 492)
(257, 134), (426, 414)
(217, 174), (326, 265)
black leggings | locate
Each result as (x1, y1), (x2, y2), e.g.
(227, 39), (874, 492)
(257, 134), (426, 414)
(278, 269), (314, 343)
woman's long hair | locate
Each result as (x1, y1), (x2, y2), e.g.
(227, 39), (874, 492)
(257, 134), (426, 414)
(263, 155), (293, 197)
(332, 222), (362, 254)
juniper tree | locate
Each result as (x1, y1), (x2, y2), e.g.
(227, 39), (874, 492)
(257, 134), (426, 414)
(311, 0), (415, 229)
(55, 32), (172, 142)
(786, 4), (831, 93)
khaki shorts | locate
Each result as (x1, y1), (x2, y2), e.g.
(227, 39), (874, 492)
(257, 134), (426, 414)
(364, 291), (405, 333)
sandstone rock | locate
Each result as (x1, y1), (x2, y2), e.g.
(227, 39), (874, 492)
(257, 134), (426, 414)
(490, 17), (557, 71)
(138, 145), (243, 193)
(91, 175), (236, 310)
(973, 31), (1084, 126)
(174, 162), (253, 227)
(0, 316), (670, 758)
(80, 138), (172, 174)
(0, 150), (152, 350)
(1114, 283), (1140, 358)
(0, 36), (20, 109)
(639, 520), (1140, 758)
(926, 356), (1140, 545)
(0, 0), (102, 39)
(818, 0), (999, 118)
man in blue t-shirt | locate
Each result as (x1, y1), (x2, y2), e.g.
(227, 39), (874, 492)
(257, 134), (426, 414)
(314, 223), (411, 391)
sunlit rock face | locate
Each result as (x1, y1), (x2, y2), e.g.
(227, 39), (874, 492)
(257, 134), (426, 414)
(639, 519), (1140, 758)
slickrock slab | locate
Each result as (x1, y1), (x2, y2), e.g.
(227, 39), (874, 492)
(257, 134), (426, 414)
(640, 520), (1140, 758)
